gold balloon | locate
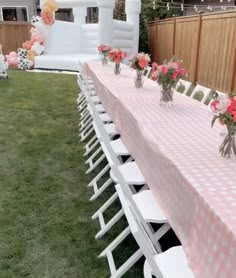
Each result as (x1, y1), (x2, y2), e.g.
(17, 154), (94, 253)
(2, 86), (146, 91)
(27, 50), (36, 61)
(43, 0), (58, 13)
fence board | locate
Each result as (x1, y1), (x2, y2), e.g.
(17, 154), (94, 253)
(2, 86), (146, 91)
(147, 11), (236, 93)
(197, 13), (236, 93)
(0, 22), (31, 55)
(174, 16), (199, 82)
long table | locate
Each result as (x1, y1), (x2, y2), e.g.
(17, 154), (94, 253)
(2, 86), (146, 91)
(85, 61), (236, 278)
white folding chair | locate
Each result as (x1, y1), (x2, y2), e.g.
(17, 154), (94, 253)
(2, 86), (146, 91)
(97, 140), (170, 248)
(99, 184), (190, 278)
(190, 84), (211, 104)
(175, 79), (192, 95)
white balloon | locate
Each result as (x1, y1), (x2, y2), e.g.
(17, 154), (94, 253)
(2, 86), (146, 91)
(31, 42), (45, 55)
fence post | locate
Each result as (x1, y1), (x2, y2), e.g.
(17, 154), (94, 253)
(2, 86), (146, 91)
(172, 18), (176, 56)
(193, 14), (202, 85)
(230, 48), (236, 92)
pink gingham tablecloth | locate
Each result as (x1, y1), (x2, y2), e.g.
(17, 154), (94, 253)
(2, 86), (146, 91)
(85, 61), (236, 277)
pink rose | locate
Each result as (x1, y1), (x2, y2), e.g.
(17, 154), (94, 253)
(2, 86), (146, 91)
(138, 57), (148, 69)
(152, 62), (158, 71)
(179, 68), (187, 76)
(211, 100), (219, 111)
(161, 65), (168, 74)
(171, 71), (178, 80)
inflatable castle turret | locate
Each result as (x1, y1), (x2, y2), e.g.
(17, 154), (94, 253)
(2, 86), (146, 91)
(35, 0), (141, 71)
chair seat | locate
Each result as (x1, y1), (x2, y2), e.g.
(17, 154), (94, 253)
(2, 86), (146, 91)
(104, 123), (118, 136)
(88, 84), (95, 90)
(91, 96), (101, 104)
(110, 161), (145, 185)
(109, 139), (129, 156)
(99, 113), (112, 123)
(95, 104), (106, 113)
(144, 247), (194, 278)
(132, 190), (167, 223)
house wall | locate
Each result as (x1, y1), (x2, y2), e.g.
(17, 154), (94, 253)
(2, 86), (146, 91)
(0, 0), (36, 21)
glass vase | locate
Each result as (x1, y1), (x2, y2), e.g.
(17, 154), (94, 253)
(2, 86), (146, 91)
(160, 86), (174, 107)
(114, 62), (121, 75)
(101, 53), (107, 65)
(134, 70), (144, 88)
(219, 126), (236, 158)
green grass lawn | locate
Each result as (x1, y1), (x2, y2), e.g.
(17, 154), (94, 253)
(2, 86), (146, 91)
(0, 70), (143, 278)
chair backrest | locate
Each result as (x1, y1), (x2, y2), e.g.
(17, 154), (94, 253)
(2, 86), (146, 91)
(175, 79), (192, 95)
(208, 90), (225, 106)
(190, 84), (211, 104)
(143, 66), (152, 78)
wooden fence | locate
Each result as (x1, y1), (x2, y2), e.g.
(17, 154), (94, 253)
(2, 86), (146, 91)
(147, 11), (236, 93)
(0, 22), (31, 55)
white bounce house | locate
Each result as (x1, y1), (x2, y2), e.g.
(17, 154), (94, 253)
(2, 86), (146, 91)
(35, 0), (141, 71)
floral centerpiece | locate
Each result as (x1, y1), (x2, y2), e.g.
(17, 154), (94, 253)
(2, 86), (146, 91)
(108, 48), (127, 75)
(98, 44), (112, 65)
(211, 93), (236, 158)
(129, 52), (151, 88)
(151, 58), (187, 106)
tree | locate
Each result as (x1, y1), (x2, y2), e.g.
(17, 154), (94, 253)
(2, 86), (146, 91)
(113, 1), (183, 54)
(139, 0), (183, 53)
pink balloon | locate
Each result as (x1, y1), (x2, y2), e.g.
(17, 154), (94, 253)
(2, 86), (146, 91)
(6, 52), (18, 67)
(30, 27), (45, 44)
(22, 38), (37, 50)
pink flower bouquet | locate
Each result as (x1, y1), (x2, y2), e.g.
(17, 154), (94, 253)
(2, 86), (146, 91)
(151, 58), (187, 105)
(108, 48), (127, 63)
(129, 52), (151, 88)
(151, 58), (187, 89)
(211, 93), (236, 157)
(98, 44), (112, 65)
(108, 48), (127, 75)
(129, 52), (151, 71)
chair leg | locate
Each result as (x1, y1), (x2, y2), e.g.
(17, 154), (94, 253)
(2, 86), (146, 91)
(79, 122), (94, 142)
(77, 93), (86, 104)
(79, 110), (91, 126)
(79, 116), (92, 132)
(80, 107), (89, 120)
(83, 135), (99, 157)
(98, 226), (143, 278)
(85, 146), (105, 174)
(78, 99), (88, 112)
(88, 163), (112, 200)
(92, 192), (123, 239)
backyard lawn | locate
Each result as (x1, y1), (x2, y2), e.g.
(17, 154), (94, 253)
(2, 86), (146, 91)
(0, 70), (142, 278)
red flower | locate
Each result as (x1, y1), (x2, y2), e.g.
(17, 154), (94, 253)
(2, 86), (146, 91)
(161, 65), (168, 74)
(152, 62), (158, 71)
(109, 52), (115, 59)
(211, 100), (219, 111)
(115, 57), (121, 63)
(227, 98), (236, 116)
(171, 71), (178, 80)
(138, 57), (148, 69)
(179, 68), (187, 76)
